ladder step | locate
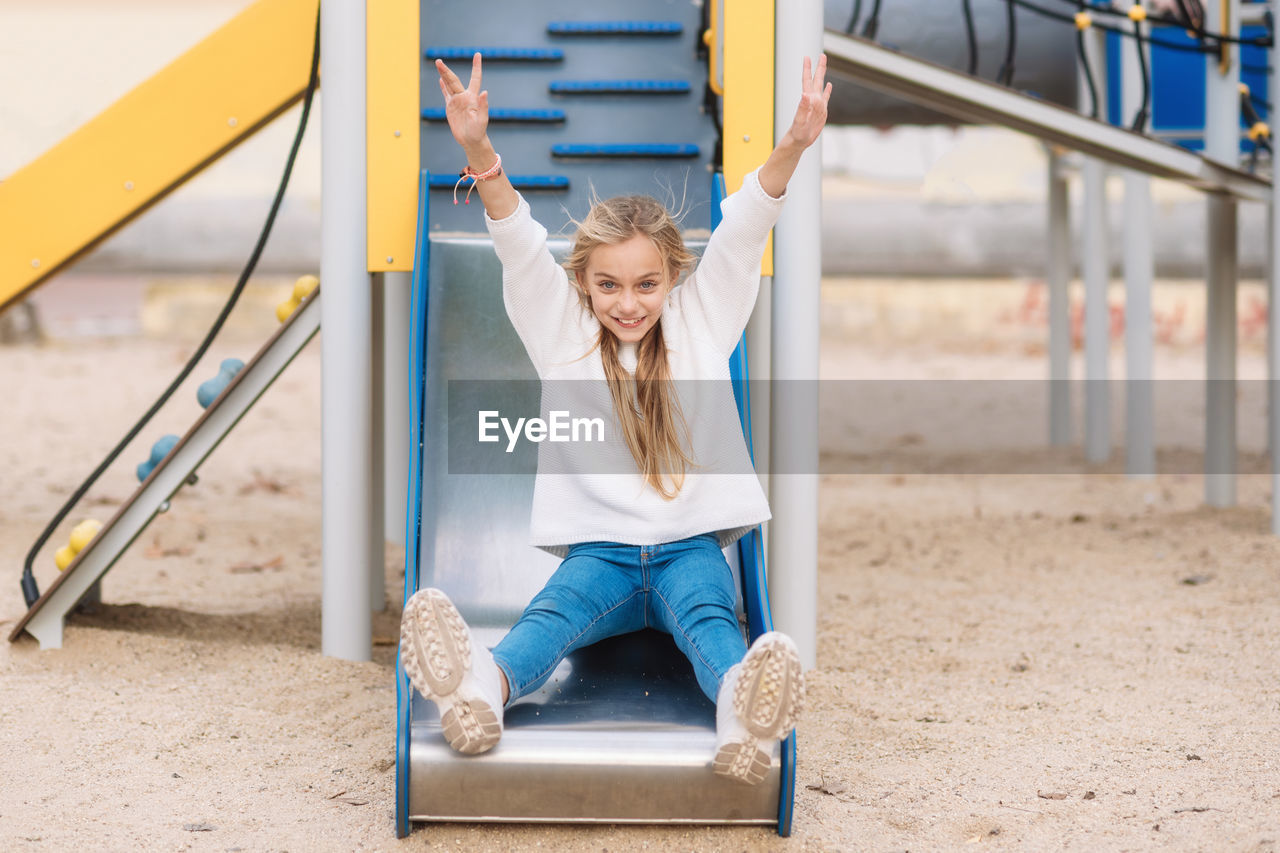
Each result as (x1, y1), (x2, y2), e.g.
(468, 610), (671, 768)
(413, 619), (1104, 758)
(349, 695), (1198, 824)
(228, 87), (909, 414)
(551, 144), (700, 159)
(425, 47), (564, 62)
(549, 80), (692, 95)
(547, 21), (683, 36)
(423, 108), (566, 124)
(428, 174), (570, 191)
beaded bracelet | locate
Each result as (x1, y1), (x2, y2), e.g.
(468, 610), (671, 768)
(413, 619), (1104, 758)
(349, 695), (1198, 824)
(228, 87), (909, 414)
(453, 153), (503, 205)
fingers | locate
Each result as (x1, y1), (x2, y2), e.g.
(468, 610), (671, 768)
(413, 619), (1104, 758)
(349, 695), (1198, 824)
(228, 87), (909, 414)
(801, 54), (828, 94)
(814, 54), (828, 94)
(436, 58), (464, 95)
(469, 52), (483, 94)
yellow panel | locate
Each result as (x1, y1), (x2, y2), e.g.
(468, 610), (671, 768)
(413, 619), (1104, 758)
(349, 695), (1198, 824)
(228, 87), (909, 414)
(722, 0), (775, 276)
(366, 0), (420, 272)
(0, 0), (319, 313)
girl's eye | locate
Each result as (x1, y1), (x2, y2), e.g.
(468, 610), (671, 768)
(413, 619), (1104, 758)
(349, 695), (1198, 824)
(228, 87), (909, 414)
(640, 281), (657, 290)
(599, 281), (615, 290)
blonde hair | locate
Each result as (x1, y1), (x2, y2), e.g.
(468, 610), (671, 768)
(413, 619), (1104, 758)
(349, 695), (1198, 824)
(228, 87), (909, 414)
(565, 195), (698, 500)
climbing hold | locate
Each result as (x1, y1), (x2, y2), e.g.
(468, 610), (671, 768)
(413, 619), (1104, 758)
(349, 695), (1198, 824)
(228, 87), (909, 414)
(276, 274), (319, 323)
(197, 358), (245, 409)
(1240, 82), (1252, 97)
(1249, 122), (1270, 141)
(55, 519), (102, 570)
(1075, 11), (1092, 30)
(1127, 4), (1146, 23)
(137, 434), (180, 482)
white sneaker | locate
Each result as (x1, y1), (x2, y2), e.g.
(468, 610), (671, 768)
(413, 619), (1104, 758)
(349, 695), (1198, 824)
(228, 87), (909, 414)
(401, 588), (504, 755)
(713, 631), (805, 785)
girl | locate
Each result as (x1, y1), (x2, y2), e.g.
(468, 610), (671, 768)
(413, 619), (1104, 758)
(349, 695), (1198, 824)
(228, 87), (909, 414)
(401, 52), (831, 785)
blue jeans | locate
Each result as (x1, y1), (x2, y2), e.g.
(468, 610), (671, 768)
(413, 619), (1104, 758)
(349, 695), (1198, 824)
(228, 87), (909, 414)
(491, 534), (748, 706)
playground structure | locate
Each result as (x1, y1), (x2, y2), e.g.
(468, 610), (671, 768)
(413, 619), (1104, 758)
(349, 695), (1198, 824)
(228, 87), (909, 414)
(3, 0), (1280, 839)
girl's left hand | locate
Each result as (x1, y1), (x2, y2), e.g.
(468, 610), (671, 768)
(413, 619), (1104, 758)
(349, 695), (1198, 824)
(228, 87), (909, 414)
(783, 55), (832, 150)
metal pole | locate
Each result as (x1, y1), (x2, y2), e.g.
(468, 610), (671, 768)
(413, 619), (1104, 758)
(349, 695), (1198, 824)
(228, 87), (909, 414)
(370, 274), (386, 612)
(1081, 28), (1111, 463)
(320, 0), (373, 660)
(1204, 0), (1241, 507)
(770, 0), (821, 669)
(1267, 2), (1279, 527)
(383, 271), (412, 548)
(1047, 149), (1072, 446)
(1122, 3), (1155, 479)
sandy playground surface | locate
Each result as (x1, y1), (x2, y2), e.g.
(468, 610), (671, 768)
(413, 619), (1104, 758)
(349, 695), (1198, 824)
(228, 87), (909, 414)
(1, 276), (1279, 851)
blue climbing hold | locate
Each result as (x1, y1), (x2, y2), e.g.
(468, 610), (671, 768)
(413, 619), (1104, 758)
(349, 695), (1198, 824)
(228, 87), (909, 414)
(197, 358), (245, 409)
(137, 434), (180, 483)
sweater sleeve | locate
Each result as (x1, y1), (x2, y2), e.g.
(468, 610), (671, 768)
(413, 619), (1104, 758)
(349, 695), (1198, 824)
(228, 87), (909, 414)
(485, 194), (594, 376)
(672, 168), (787, 357)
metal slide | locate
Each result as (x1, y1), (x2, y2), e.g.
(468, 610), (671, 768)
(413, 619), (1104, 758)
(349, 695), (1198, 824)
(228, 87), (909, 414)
(8, 289), (320, 649)
(396, 2), (793, 833)
(395, 173), (791, 831)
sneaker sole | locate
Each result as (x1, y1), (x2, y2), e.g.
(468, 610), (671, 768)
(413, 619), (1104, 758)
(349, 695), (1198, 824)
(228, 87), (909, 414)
(734, 633), (804, 740)
(401, 588), (471, 697)
(441, 699), (503, 755)
(713, 738), (771, 785)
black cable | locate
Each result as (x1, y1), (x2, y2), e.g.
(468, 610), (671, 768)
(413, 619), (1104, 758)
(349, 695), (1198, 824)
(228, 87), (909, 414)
(998, 0), (1017, 85)
(20, 10), (322, 609)
(861, 0), (883, 40)
(1010, 0), (1234, 56)
(1040, 0), (1270, 47)
(961, 0), (979, 75)
(1131, 9), (1152, 132)
(845, 0), (863, 35)
(1077, 18), (1100, 119)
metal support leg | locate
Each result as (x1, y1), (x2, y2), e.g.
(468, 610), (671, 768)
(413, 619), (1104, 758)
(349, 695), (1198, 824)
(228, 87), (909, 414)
(320, 0), (372, 660)
(1082, 156), (1111, 463)
(770, 0), (821, 670)
(383, 271), (412, 548)
(1047, 150), (1072, 446)
(1122, 172), (1155, 478)
(1122, 5), (1155, 478)
(1206, 194), (1238, 506)
(1203, 0), (1241, 508)
(370, 274), (386, 611)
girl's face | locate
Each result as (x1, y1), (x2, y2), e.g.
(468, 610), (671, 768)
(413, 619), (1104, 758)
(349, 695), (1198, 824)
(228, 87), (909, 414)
(578, 234), (671, 343)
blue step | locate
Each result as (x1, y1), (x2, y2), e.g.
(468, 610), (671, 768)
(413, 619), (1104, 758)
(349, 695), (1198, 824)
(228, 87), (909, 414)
(422, 108), (566, 124)
(547, 21), (683, 36)
(549, 80), (692, 95)
(551, 144), (700, 159)
(428, 174), (570, 191)
(425, 47), (564, 62)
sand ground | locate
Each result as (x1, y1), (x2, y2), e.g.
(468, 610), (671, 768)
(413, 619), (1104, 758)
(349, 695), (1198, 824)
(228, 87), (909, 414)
(2, 278), (1278, 852)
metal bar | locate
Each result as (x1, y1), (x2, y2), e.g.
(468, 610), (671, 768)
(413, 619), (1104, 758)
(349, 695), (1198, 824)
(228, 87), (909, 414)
(821, 29), (1269, 202)
(320, 0), (373, 660)
(1270, 0), (1280, 532)
(383, 271), (412, 545)
(1123, 6), (1155, 479)
(1081, 28), (1110, 465)
(11, 293), (321, 649)
(1204, 0), (1241, 508)
(370, 274), (386, 610)
(769, 0), (819, 672)
(1047, 149), (1072, 446)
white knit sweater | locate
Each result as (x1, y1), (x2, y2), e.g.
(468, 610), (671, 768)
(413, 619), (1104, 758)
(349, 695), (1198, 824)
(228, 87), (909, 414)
(485, 168), (786, 557)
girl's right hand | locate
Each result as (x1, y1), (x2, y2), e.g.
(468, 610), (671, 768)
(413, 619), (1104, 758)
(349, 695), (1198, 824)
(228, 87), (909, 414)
(436, 54), (490, 150)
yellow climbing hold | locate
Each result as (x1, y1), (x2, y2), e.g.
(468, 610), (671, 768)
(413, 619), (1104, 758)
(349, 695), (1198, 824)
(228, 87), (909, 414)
(276, 274), (319, 323)
(1240, 82), (1252, 97)
(1075, 11), (1092, 30)
(1128, 4), (1147, 23)
(1248, 122), (1270, 141)
(56, 519), (103, 570)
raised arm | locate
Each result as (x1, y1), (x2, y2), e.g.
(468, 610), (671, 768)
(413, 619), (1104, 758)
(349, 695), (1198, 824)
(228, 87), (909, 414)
(757, 54), (832, 199)
(435, 54), (519, 220)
